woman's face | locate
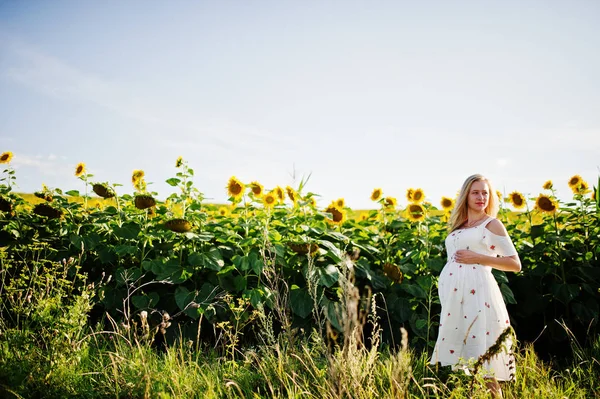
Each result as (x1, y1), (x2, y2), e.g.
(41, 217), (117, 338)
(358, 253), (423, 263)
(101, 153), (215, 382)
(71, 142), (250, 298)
(467, 180), (489, 212)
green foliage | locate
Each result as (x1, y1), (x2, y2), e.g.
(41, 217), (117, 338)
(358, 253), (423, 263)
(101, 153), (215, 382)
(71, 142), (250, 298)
(0, 159), (599, 392)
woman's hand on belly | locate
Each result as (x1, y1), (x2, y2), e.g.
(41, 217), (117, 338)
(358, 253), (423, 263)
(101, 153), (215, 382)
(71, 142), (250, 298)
(454, 249), (483, 265)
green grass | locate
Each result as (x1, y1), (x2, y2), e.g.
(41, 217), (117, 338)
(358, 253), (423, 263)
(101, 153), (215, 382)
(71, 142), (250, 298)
(2, 327), (598, 399)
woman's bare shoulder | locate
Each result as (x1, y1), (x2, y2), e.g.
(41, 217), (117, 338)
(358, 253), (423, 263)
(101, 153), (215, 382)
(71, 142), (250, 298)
(485, 217), (508, 236)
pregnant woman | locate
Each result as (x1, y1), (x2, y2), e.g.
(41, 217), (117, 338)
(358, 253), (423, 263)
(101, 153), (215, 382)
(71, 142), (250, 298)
(430, 174), (521, 398)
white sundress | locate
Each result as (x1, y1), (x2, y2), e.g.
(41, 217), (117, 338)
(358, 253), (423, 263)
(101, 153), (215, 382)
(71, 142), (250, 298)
(430, 216), (518, 381)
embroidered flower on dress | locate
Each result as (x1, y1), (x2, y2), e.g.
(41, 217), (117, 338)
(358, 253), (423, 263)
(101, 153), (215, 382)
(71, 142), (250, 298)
(450, 350), (454, 354)
(470, 289), (476, 295)
(490, 245), (496, 250)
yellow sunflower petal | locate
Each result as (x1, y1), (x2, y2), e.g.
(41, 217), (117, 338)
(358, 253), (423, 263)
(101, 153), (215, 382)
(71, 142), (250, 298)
(227, 176), (245, 202)
(371, 188), (382, 201)
(0, 151), (13, 164)
(405, 203), (426, 222)
(535, 193), (558, 213)
(75, 162), (86, 177)
(508, 191), (526, 209)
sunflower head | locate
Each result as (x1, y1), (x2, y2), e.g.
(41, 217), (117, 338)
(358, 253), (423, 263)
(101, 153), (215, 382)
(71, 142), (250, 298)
(218, 206), (229, 216)
(75, 162), (86, 177)
(406, 188), (414, 202)
(263, 192), (277, 209)
(575, 180), (591, 194)
(568, 175), (582, 189)
(134, 178), (147, 192)
(274, 186), (285, 203)
(411, 188), (425, 204)
(0, 151), (13, 164)
(508, 191), (526, 209)
(93, 183), (115, 199)
(132, 169), (145, 184)
(175, 156), (184, 168)
(405, 203), (426, 222)
(227, 176), (245, 202)
(440, 196), (454, 211)
(542, 180), (553, 190)
(306, 196), (317, 207)
(165, 218), (192, 233)
(383, 196), (397, 210)
(335, 198), (345, 208)
(250, 181), (264, 197)
(286, 186), (299, 205)
(371, 188), (382, 202)
(535, 194), (558, 213)
(496, 190), (503, 201)
(325, 203), (346, 224)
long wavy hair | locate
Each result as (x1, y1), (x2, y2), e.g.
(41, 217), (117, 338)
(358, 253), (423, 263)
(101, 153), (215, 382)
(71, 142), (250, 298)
(448, 174), (499, 233)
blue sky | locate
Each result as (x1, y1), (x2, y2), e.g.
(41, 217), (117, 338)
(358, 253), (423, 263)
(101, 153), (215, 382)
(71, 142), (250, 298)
(1, 0), (599, 209)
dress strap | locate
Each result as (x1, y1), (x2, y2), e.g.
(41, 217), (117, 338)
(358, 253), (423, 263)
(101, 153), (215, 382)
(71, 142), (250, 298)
(480, 216), (494, 229)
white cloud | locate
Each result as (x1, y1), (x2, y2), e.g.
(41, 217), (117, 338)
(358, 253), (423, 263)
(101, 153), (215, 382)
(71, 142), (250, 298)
(1, 38), (294, 160)
(496, 158), (509, 167)
(11, 153), (70, 177)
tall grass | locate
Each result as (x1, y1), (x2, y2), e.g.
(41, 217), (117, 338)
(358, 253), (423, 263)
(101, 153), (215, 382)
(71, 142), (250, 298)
(1, 255), (599, 398)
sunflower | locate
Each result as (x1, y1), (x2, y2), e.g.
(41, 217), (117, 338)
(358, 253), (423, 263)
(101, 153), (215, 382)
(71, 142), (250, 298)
(535, 194), (558, 213)
(496, 190), (503, 201)
(0, 151), (13, 164)
(263, 192), (277, 209)
(568, 175), (582, 190)
(405, 203), (426, 222)
(132, 169), (145, 184)
(134, 178), (147, 192)
(74, 162), (86, 177)
(226, 176), (245, 202)
(371, 188), (382, 201)
(286, 186), (299, 205)
(175, 156), (183, 168)
(274, 186), (285, 203)
(576, 180), (590, 194)
(383, 196), (397, 209)
(406, 188), (414, 202)
(542, 180), (553, 190)
(306, 196), (317, 207)
(165, 218), (192, 233)
(411, 188), (425, 204)
(440, 196), (454, 211)
(508, 191), (526, 209)
(325, 203), (346, 224)
(250, 181), (264, 197)
(218, 206), (229, 216)
(335, 198), (345, 208)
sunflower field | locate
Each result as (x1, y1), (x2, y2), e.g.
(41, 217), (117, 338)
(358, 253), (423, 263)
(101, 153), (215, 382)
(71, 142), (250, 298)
(1, 152), (600, 397)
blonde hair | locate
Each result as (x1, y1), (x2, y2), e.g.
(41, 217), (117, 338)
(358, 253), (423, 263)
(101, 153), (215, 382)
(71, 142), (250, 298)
(448, 174), (499, 233)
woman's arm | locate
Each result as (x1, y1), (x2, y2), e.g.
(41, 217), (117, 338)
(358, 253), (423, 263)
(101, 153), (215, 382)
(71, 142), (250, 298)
(455, 251), (521, 272)
(454, 219), (522, 273)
